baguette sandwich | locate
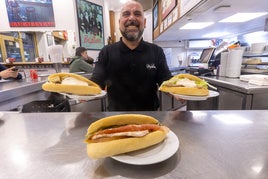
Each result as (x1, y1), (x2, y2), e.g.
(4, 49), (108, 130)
(85, 114), (169, 159)
(159, 74), (209, 96)
(42, 73), (101, 95)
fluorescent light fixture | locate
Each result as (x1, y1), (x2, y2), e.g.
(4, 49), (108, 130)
(219, 12), (268, 23)
(180, 22), (214, 29)
(202, 32), (231, 38)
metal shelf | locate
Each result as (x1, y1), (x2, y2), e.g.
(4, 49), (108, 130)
(243, 52), (268, 57)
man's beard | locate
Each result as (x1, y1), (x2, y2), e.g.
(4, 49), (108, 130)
(121, 29), (143, 41)
(120, 20), (144, 41)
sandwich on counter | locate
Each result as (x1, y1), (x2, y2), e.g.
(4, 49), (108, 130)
(85, 114), (170, 159)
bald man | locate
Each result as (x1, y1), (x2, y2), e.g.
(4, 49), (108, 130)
(91, 1), (172, 111)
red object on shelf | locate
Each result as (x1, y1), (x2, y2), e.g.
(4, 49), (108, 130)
(30, 69), (38, 80)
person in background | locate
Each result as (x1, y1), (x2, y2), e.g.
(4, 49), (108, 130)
(0, 64), (22, 80)
(91, 0), (172, 111)
(69, 47), (94, 73)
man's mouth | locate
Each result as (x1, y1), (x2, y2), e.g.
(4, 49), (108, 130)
(126, 25), (138, 31)
(125, 21), (139, 28)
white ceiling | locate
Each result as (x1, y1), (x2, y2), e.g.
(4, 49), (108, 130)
(106, 0), (268, 42)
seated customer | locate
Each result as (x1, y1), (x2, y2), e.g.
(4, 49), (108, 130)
(0, 64), (22, 80)
(69, 47), (94, 73)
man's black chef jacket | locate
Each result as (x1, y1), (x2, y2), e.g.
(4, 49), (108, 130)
(91, 38), (171, 111)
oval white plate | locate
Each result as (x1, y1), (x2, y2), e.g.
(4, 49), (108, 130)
(111, 130), (179, 165)
(60, 90), (106, 101)
(38, 74), (49, 77)
(171, 90), (219, 101)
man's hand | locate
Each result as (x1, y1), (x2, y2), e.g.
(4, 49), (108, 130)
(0, 67), (19, 79)
(172, 94), (186, 103)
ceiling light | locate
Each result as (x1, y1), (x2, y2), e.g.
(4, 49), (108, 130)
(219, 12), (268, 23)
(180, 22), (214, 29)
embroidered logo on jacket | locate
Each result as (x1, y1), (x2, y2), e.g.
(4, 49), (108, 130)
(146, 64), (156, 69)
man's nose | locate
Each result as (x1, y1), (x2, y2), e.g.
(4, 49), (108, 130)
(128, 13), (136, 20)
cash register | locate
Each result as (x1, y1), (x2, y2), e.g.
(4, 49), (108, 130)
(187, 47), (216, 76)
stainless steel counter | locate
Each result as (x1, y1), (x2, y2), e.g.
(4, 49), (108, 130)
(0, 77), (50, 110)
(0, 110), (267, 178)
(0, 78), (47, 102)
(0, 72), (100, 111)
(201, 76), (268, 109)
(203, 76), (268, 94)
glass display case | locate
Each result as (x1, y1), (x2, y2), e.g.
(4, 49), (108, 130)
(0, 32), (37, 62)
(21, 32), (36, 62)
(5, 38), (22, 62)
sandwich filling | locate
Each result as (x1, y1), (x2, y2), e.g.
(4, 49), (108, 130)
(162, 77), (207, 88)
(61, 77), (88, 86)
(86, 124), (167, 143)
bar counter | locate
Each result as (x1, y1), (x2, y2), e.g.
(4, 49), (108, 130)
(0, 110), (267, 178)
(202, 76), (268, 109)
(203, 76), (268, 94)
(0, 77), (49, 110)
(0, 72), (93, 111)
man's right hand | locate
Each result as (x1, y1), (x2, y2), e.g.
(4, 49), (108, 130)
(0, 67), (19, 79)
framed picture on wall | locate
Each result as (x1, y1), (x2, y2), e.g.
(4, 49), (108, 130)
(153, 1), (159, 30)
(76, 0), (104, 50)
(5, 0), (55, 27)
(161, 0), (177, 20)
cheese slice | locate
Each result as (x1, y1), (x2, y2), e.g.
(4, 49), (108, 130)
(61, 77), (88, 86)
(92, 130), (149, 140)
(176, 78), (197, 87)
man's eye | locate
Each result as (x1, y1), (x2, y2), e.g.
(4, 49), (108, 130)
(122, 11), (142, 17)
(134, 12), (142, 16)
(122, 12), (130, 17)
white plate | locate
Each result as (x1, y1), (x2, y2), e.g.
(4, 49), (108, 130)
(38, 74), (49, 77)
(171, 90), (219, 101)
(60, 90), (106, 101)
(111, 130), (179, 165)
(74, 72), (85, 74)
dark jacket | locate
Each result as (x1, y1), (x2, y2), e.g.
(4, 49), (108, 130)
(91, 38), (172, 111)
